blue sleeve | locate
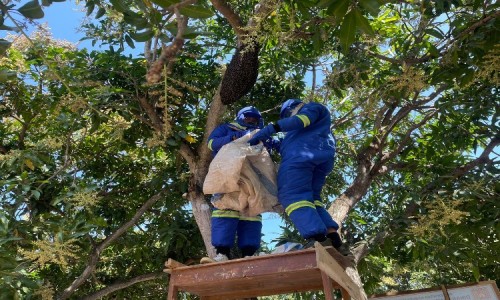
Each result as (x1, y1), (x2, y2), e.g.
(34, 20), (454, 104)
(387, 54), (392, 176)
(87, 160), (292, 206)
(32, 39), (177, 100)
(276, 104), (322, 132)
(207, 124), (237, 154)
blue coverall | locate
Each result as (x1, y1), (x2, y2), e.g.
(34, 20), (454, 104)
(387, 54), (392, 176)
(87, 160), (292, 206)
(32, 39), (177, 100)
(207, 121), (262, 256)
(275, 102), (339, 239)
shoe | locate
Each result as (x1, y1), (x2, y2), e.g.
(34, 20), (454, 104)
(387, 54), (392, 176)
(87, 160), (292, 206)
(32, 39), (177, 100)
(303, 239), (316, 249)
(213, 253), (229, 262)
(199, 253), (229, 264)
(200, 257), (214, 264)
(336, 243), (355, 259)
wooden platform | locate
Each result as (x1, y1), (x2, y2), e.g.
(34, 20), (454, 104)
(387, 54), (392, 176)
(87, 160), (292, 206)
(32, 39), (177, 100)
(165, 242), (365, 300)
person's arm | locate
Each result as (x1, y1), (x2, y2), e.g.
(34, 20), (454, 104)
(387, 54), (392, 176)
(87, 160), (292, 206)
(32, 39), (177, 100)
(275, 104), (321, 132)
(248, 104), (323, 145)
(207, 125), (247, 153)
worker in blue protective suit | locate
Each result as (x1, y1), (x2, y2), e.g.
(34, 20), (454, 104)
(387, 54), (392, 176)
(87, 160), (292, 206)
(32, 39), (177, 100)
(202, 106), (264, 263)
(248, 99), (351, 255)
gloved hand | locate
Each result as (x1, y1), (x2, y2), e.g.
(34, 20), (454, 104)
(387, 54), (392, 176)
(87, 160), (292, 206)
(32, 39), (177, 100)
(248, 124), (276, 145)
(232, 130), (251, 140)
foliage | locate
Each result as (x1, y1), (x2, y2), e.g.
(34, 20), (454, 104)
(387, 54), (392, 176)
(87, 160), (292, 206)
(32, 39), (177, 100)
(0, 0), (499, 298)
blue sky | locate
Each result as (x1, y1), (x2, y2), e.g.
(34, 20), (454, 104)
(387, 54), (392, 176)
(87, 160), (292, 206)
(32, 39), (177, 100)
(14, 0), (286, 247)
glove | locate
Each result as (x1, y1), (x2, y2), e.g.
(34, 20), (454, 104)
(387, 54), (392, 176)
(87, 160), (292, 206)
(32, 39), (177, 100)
(263, 136), (280, 152)
(232, 130), (251, 140)
(248, 124), (277, 146)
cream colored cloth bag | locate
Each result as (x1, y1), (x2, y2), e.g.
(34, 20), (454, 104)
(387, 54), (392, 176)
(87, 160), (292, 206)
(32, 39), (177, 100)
(203, 133), (282, 217)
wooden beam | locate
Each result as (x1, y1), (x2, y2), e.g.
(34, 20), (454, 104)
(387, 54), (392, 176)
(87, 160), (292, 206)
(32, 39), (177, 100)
(321, 270), (335, 300)
(164, 258), (186, 274)
(315, 242), (366, 300)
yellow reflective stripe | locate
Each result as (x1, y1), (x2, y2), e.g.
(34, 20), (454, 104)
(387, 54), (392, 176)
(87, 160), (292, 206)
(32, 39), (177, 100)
(228, 122), (246, 130)
(285, 200), (315, 216)
(208, 139), (214, 150)
(240, 215), (262, 222)
(314, 200), (324, 207)
(212, 210), (240, 218)
(296, 114), (310, 127)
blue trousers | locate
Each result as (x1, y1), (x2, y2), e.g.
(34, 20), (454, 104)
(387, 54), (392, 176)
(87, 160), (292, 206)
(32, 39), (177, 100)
(211, 209), (262, 250)
(277, 151), (339, 239)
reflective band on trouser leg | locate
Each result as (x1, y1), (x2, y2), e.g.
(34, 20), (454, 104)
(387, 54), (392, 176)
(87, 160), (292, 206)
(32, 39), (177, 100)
(208, 139), (214, 151)
(315, 200), (339, 230)
(211, 209), (239, 248)
(237, 216), (262, 250)
(295, 114), (311, 127)
(286, 201), (327, 239)
(285, 200), (315, 215)
(212, 210), (240, 218)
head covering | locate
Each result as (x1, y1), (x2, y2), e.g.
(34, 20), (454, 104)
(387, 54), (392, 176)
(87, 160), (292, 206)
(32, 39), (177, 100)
(236, 106), (264, 129)
(280, 99), (303, 119)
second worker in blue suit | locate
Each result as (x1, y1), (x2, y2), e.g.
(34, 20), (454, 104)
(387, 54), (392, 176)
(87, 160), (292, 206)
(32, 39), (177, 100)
(203, 106), (264, 263)
(248, 99), (350, 255)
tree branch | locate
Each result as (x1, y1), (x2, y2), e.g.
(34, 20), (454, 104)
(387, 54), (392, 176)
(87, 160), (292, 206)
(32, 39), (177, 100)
(353, 135), (500, 262)
(210, 0), (244, 37)
(146, 8), (189, 84)
(81, 272), (165, 300)
(137, 97), (163, 132)
(59, 191), (166, 299)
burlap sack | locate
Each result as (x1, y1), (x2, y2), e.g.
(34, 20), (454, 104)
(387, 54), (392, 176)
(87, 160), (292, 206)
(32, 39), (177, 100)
(203, 133), (282, 217)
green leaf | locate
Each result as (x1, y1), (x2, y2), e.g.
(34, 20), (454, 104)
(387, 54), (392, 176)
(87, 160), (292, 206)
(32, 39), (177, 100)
(129, 29), (154, 42)
(472, 264), (480, 281)
(339, 10), (356, 52)
(17, 0), (45, 19)
(0, 237), (23, 246)
(353, 8), (374, 35)
(86, 2), (95, 16)
(166, 138), (178, 146)
(317, 0), (335, 8)
(31, 190), (41, 200)
(150, 0), (179, 9)
(179, 5), (214, 19)
(95, 7), (106, 19)
(327, 0), (349, 19)
(125, 34), (135, 49)
(425, 28), (444, 39)
(0, 24), (21, 32)
(123, 11), (149, 28)
(359, 0), (381, 17)
(0, 70), (16, 82)
(0, 39), (12, 55)
(41, 0), (52, 7)
(109, 0), (128, 13)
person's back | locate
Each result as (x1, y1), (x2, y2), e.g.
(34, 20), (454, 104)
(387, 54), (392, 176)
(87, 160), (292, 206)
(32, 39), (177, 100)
(279, 102), (335, 158)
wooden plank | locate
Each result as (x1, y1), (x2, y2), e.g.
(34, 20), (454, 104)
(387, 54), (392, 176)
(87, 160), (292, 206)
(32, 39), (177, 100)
(164, 258), (186, 274)
(167, 279), (178, 300)
(315, 242), (365, 300)
(321, 270), (335, 300)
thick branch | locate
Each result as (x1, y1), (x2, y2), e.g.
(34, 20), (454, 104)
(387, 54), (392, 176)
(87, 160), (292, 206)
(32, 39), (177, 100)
(146, 9), (188, 83)
(210, 0), (244, 37)
(138, 97), (163, 132)
(59, 191), (166, 299)
(81, 272), (165, 300)
(179, 142), (197, 171)
(450, 136), (499, 178)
